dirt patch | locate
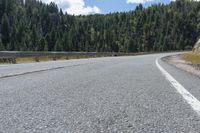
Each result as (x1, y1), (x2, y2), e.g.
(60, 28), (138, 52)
(162, 54), (200, 78)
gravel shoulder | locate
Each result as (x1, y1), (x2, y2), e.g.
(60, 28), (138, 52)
(162, 54), (200, 78)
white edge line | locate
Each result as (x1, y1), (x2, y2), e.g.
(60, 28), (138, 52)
(156, 58), (200, 115)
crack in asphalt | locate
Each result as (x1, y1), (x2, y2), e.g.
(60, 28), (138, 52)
(0, 62), (93, 79)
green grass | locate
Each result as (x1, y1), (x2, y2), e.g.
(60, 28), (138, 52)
(183, 52), (200, 64)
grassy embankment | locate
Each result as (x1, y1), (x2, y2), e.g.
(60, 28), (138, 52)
(0, 52), (155, 64)
(183, 52), (200, 64)
(0, 55), (95, 64)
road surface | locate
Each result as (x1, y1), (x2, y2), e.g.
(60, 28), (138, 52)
(1, 53), (200, 132)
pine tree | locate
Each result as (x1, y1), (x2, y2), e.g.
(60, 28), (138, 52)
(1, 13), (10, 50)
(10, 25), (17, 51)
(54, 39), (62, 51)
(0, 0), (199, 52)
(197, 11), (200, 37)
(0, 37), (4, 51)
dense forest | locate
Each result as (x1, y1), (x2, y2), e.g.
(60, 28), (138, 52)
(0, 0), (200, 52)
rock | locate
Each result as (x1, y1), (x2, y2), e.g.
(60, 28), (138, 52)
(193, 39), (200, 53)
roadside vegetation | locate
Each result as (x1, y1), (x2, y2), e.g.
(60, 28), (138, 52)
(0, 0), (200, 53)
(0, 55), (98, 64)
(0, 51), (158, 64)
(184, 52), (200, 64)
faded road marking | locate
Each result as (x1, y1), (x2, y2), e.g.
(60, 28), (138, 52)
(156, 58), (200, 115)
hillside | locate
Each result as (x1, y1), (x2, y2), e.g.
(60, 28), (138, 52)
(0, 0), (200, 52)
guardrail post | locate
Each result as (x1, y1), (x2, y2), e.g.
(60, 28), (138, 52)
(11, 58), (16, 64)
(53, 56), (56, 61)
(34, 57), (40, 62)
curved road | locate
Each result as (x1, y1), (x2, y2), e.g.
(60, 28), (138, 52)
(1, 53), (200, 132)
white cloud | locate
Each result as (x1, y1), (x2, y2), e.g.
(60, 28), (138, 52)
(40, 0), (101, 15)
(127, 0), (200, 4)
(171, 0), (200, 1)
(127, 0), (153, 4)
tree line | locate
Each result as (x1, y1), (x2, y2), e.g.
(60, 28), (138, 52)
(0, 0), (200, 52)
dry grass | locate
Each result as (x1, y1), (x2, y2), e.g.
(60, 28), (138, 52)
(183, 52), (200, 64)
(16, 56), (69, 63)
(14, 55), (98, 64)
(0, 55), (100, 64)
(16, 57), (38, 63)
(0, 52), (159, 64)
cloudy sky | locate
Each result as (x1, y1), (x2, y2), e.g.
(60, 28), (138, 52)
(39, 0), (193, 15)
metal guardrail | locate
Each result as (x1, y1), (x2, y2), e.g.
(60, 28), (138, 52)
(0, 51), (110, 58)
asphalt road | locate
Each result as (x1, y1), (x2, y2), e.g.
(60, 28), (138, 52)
(1, 53), (200, 133)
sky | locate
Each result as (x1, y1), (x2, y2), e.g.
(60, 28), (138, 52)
(39, 0), (193, 15)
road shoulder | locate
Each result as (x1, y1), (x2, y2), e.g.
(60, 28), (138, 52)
(162, 54), (200, 78)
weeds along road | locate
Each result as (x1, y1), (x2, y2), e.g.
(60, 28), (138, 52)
(0, 53), (200, 132)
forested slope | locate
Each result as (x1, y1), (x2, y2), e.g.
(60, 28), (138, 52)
(0, 0), (200, 52)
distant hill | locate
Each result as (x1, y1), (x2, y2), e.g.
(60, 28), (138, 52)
(0, 0), (200, 52)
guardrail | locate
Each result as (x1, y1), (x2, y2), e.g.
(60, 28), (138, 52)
(0, 51), (126, 64)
